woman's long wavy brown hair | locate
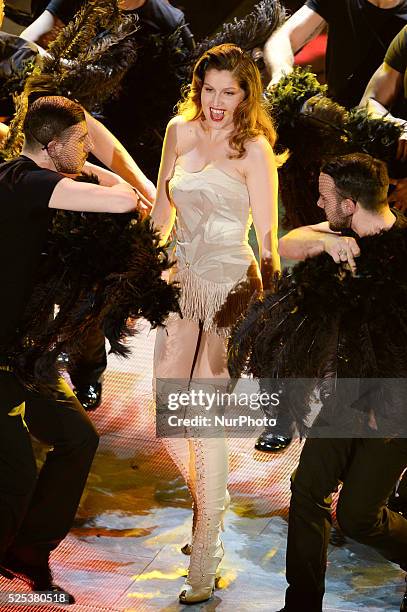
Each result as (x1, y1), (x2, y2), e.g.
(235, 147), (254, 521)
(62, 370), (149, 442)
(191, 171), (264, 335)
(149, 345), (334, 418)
(178, 43), (284, 162)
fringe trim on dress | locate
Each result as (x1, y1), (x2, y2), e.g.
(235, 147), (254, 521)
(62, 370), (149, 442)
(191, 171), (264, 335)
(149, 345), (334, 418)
(174, 265), (262, 336)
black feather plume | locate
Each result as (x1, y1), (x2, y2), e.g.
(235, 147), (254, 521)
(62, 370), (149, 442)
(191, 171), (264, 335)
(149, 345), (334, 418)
(10, 173), (180, 394)
(267, 67), (403, 228)
(192, 0), (285, 59)
(229, 217), (407, 435)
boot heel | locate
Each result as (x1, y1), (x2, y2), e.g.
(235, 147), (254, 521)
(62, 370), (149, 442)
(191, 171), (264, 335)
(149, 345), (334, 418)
(179, 542), (224, 604)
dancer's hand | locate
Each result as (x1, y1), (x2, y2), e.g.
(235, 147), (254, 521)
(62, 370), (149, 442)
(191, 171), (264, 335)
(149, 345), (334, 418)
(141, 179), (157, 207)
(322, 235), (360, 274)
(133, 188), (152, 217)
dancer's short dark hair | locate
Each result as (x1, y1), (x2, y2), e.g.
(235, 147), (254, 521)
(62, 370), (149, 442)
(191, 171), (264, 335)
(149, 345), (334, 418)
(23, 96), (85, 150)
(321, 153), (389, 211)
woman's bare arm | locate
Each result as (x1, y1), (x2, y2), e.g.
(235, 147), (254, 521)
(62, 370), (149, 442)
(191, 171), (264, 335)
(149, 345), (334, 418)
(245, 136), (281, 289)
(150, 117), (179, 244)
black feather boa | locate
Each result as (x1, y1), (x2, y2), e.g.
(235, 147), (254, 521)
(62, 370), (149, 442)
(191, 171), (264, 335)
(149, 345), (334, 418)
(11, 173), (180, 393)
(266, 68), (404, 229)
(192, 0), (285, 60)
(228, 218), (407, 435)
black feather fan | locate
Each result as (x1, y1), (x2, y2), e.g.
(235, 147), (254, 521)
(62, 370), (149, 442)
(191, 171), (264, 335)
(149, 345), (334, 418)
(228, 219), (407, 435)
(11, 173), (180, 393)
(267, 67), (403, 228)
(192, 0), (285, 60)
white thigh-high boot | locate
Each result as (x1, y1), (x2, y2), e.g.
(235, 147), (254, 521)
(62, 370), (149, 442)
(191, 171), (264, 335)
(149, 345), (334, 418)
(179, 435), (229, 604)
(161, 436), (198, 549)
(162, 434), (230, 558)
(158, 378), (229, 560)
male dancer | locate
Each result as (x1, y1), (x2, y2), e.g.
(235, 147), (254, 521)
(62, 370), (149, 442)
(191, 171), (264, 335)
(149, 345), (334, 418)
(0, 95), (138, 602)
(276, 154), (407, 611)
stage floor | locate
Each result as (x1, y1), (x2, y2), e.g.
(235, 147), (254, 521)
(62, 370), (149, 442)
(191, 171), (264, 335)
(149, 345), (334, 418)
(0, 321), (404, 611)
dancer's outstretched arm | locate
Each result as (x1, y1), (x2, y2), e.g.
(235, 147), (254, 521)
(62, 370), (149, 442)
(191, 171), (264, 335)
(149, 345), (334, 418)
(20, 8), (65, 48)
(360, 27), (407, 160)
(279, 222), (360, 271)
(264, 5), (326, 88)
(85, 112), (156, 204)
(49, 178), (138, 213)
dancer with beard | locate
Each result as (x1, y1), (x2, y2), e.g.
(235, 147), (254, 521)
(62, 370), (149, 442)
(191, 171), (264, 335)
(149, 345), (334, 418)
(229, 152), (407, 612)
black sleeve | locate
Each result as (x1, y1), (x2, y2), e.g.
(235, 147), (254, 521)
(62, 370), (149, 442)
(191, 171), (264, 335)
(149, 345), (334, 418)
(385, 26), (407, 75)
(18, 165), (65, 214)
(305, 0), (331, 21)
(45, 0), (83, 24)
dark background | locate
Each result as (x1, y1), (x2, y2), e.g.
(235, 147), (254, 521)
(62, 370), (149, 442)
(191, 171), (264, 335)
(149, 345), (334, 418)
(176, 0), (304, 38)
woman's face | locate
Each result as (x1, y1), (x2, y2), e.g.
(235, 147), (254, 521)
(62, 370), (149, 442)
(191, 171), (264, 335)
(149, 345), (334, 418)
(200, 69), (245, 130)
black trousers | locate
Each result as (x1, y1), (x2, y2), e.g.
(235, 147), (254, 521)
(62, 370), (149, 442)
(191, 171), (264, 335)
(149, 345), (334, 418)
(67, 323), (107, 389)
(0, 371), (99, 567)
(284, 437), (407, 611)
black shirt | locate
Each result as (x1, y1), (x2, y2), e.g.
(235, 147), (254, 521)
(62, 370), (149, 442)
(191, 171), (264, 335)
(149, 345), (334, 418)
(45, 0), (83, 23)
(101, 1), (189, 179)
(0, 156), (63, 352)
(126, 0), (186, 36)
(45, 0), (185, 31)
(305, 0), (407, 108)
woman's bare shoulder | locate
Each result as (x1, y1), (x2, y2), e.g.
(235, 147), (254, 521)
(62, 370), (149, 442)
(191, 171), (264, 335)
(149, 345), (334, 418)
(169, 116), (201, 150)
(168, 115), (200, 133)
(243, 136), (275, 173)
(245, 134), (274, 158)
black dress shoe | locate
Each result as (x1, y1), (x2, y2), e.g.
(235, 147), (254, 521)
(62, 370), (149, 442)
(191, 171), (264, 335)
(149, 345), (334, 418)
(0, 554), (75, 604)
(329, 525), (347, 547)
(255, 432), (292, 453)
(74, 382), (102, 411)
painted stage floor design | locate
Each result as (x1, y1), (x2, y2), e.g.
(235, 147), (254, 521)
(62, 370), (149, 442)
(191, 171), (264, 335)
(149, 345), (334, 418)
(0, 321), (404, 611)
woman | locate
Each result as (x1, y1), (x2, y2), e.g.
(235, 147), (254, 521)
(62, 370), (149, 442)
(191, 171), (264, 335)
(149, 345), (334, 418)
(151, 43), (282, 604)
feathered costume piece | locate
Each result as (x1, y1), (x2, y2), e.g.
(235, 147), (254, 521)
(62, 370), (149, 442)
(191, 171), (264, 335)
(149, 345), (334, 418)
(36, 0), (138, 110)
(0, 35), (37, 118)
(192, 0), (285, 60)
(266, 68), (403, 228)
(0, 2), (180, 392)
(11, 173), (180, 393)
(228, 218), (407, 437)
(1, 0), (139, 159)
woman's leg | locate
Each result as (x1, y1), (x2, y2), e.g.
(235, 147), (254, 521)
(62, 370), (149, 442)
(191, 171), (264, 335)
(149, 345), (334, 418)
(179, 330), (230, 603)
(153, 317), (201, 538)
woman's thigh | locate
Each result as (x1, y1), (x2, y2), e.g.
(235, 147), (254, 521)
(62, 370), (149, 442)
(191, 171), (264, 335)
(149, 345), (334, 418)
(154, 316), (201, 379)
(192, 330), (228, 379)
